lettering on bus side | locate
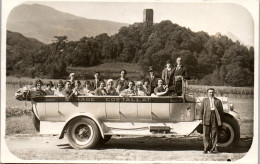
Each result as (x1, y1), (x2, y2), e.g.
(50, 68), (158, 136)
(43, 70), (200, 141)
(105, 97), (151, 103)
(77, 97), (96, 102)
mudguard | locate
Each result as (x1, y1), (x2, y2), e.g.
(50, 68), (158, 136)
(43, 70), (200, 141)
(58, 113), (104, 139)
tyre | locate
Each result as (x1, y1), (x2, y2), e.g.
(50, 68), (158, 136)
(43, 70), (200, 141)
(66, 117), (101, 149)
(32, 110), (40, 131)
(217, 116), (240, 152)
(98, 135), (112, 145)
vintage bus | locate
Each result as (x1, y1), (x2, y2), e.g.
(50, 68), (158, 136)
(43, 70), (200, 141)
(29, 91), (240, 151)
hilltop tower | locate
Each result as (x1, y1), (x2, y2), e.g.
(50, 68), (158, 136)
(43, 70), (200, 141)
(143, 9), (153, 27)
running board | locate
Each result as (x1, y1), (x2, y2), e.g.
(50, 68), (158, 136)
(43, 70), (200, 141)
(103, 120), (201, 136)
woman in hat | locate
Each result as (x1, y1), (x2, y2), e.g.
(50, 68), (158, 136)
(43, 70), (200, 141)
(106, 79), (118, 96)
(120, 80), (137, 96)
(54, 80), (64, 96)
(115, 69), (129, 91)
(143, 66), (159, 94)
(31, 79), (46, 96)
(45, 81), (54, 95)
(162, 60), (174, 86)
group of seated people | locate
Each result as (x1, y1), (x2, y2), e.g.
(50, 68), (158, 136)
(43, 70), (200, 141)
(31, 71), (171, 99)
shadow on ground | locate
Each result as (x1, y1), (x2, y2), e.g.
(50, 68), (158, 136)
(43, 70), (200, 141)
(57, 136), (252, 153)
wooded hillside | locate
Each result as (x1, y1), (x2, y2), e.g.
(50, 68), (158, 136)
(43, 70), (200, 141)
(6, 20), (254, 86)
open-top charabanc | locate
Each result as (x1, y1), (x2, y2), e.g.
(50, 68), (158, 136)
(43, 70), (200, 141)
(28, 84), (240, 151)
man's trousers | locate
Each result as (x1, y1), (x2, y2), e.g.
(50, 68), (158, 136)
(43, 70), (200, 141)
(203, 110), (218, 152)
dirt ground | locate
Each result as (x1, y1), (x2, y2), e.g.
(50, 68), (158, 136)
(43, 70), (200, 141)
(4, 134), (252, 162)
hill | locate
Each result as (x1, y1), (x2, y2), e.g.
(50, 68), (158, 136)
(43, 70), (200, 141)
(7, 30), (44, 49)
(6, 20), (254, 87)
(7, 4), (128, 43)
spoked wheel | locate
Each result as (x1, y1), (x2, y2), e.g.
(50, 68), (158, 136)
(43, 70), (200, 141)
(66, 118), (100, 149)
(217, 116), (240, 152)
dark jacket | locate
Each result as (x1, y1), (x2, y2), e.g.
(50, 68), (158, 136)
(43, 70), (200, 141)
(144, 75), (159, 94)
(168, 66), (190, 92)
(162, 68), (174, 85)
(62, 88), (74, 101)
(94, 88), (107, 96)
(91, 79), (103, 90)
(114, 78), (129, 90)
(200, 97), (224, 126)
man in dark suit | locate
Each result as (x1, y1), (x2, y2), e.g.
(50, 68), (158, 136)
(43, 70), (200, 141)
(144, 66), (159, 94)
(168, 57), (190, 96)
(200, 88), (224, 154)
(91, 72), (103, 90)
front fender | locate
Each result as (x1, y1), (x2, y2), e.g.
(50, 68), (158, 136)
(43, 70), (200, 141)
(226, 111), (241, 125)
(58, 113), (104, 139)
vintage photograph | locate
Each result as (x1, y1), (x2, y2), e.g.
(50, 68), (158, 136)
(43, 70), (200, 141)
(2, 0), (258, 162)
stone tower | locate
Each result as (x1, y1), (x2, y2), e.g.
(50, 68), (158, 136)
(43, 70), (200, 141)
(143, 9), (153, 27)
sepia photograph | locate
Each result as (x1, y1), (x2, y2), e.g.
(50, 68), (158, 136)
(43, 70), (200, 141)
(1, 0), (258, 163)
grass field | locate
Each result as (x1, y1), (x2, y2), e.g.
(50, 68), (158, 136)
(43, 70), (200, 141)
(67, 62), (144, 80)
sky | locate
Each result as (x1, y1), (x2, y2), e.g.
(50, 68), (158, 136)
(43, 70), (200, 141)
(25, 1), (254, 46)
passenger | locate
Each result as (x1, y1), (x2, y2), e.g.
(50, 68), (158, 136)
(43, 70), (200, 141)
(142, 79), (151, 96)
(120, 80), (137, 96)
(62, 81), (76, 101)
(91, 72), (103, 90)
(116, 81), (124, 95)
(73, 80), (82, 96)
(162, 60), (174, 86)
(69, 73), (76, 88)
(94, 80), (107, 96)
(154, 79), (169, 96)
(115, 69), (129, 91)
(82, 81), (94, 96)
(136, 81), (147, 96)
(144, 66), (159, 94)
(31, 79), (46, 96)
(44, 81), (54, 95)
(106, 79), (118, 96)
(54, 80), (64, 96)
(168, 57), (190, 96)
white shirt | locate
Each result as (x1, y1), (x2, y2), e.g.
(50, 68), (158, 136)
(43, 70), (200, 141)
(176, 65), (182, 70)
(209, 97), (216, 110)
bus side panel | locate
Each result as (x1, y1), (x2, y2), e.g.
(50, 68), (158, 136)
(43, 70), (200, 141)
(137, 103), (152, 120)
(45, 102), (59, 121)
(58, 102), (106, 121)
(151, 97), (170, 121)
(119, 103), (138, 120)
(170, 103), (195, 121)
(33, 102), (46, 120)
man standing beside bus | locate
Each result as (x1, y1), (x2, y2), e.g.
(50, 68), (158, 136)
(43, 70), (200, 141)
(201, 88), (224, 154)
